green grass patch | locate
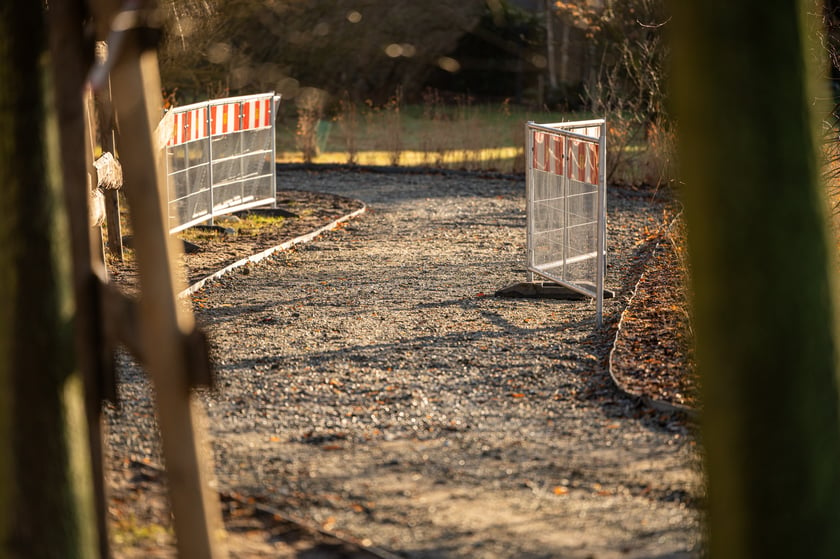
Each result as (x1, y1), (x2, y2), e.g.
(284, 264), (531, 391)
(277, 100), (598, 173)
(277, 98), (672, 184)
(229, 213), (286, 232)
(111, 515), (173, 548)
(176, 213), (287, 244)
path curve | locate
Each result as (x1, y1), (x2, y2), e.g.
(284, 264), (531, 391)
(107, 169), (702, 559)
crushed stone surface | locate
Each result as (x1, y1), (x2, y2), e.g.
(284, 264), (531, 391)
(106, 169), (703, 558)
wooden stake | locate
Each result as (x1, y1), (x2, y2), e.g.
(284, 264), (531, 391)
(102, 6), (226, 558)
(95, 41), (124, 262)
(46, 0), (115, 555)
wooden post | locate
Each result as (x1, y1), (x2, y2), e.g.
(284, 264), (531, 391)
(46, 0), (115, 556)
(1, 2), (99, 557)
(95, 41), (124, 262)
(97, 3), (227, 558)
(672, 1), (840, 556)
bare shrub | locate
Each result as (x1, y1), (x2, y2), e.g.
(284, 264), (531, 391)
(295, 88), (327, 164)
(384, 88), (404, 166)
(336, 93), (360, 165)
(559, 0), (674, 186)
(421, 88), (447, 167)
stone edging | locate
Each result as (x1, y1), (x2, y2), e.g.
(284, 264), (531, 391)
(179, 202), (367, 299)
(606, 211), (698, 419)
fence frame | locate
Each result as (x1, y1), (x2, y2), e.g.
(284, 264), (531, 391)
(525, 119), (607, 325)
(162, 92), (282, 233)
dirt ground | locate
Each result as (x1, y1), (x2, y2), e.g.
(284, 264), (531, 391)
(609, 213), (698, 413)
(107, 189), (365, 295)
(104, 168), (703, 558)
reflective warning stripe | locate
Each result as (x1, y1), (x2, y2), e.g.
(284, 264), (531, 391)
(588, 143), (599, 184)
(565, 139), (600, 184)
(187, 107), (207, 142)
(533, 131), (554, 173)
(550, 135), (564, 175)
(241, 98), (272, 130)
(577, 140), (586, 182)
(533, 130), (569, 176)
(169, 112), (184, 146)
(210, 103), (241, 135)
(532, 128), (600, 184)
(167, 108), (209, 146)
(166, 95), (274, 145)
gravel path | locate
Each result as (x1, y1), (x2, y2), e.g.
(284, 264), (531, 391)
(106, 169), (703, 558)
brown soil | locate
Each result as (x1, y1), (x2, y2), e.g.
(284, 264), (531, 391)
(609, 213), (700, 412)
(106, 189), (364, 295)
(109, 460), (394, 558)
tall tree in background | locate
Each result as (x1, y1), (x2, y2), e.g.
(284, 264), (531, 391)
(0, 3), (98, 557)
(671, 0), (840, 556)
(553, 0), (673, 184)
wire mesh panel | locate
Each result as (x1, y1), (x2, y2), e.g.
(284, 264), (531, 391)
(526, 119), (607, 323)
(162, 93), (280, 233)
(165, 102), (212, 231)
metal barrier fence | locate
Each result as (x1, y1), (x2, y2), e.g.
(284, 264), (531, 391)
(526, 119), (607, 324)
(161, 92), (281, 233)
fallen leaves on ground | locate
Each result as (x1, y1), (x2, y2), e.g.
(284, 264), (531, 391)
(610, 213), (700, 410)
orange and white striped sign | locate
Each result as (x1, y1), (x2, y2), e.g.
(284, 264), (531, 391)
(241, 98), (272, 130)
(167, 106), (209, 146)
(566, 138), (599, 184)
(165, 94), (276, 146)
(534, 130), (604, 180)
(533, 132), (566, 174)
(549, 135), (565, 175)
(532, 131), (549, 172)
(210, 103), (241, 136)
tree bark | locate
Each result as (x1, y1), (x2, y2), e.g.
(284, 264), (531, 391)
(671, 1), (840, 557)
(545, 0), (558, 90)
(0, 3), (98, 558)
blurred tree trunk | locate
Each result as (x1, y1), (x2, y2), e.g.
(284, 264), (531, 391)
(545, 0), (557, 90)
(0, 3), (98, 558)
(671, 0), (840, 557)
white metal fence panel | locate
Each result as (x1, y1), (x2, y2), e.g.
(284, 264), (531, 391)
(162, 93), (281, 233)
(526, 119), (607, 324)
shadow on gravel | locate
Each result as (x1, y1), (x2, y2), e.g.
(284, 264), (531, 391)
(212, 312), (594, 375)
(279, 165), (524, 203)
(197, 301), (278, 323)
(580, 312), (696, 439)
(414, 296), (593, 333)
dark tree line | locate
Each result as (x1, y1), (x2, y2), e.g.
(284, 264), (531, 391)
(158, 0), (486, 105)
